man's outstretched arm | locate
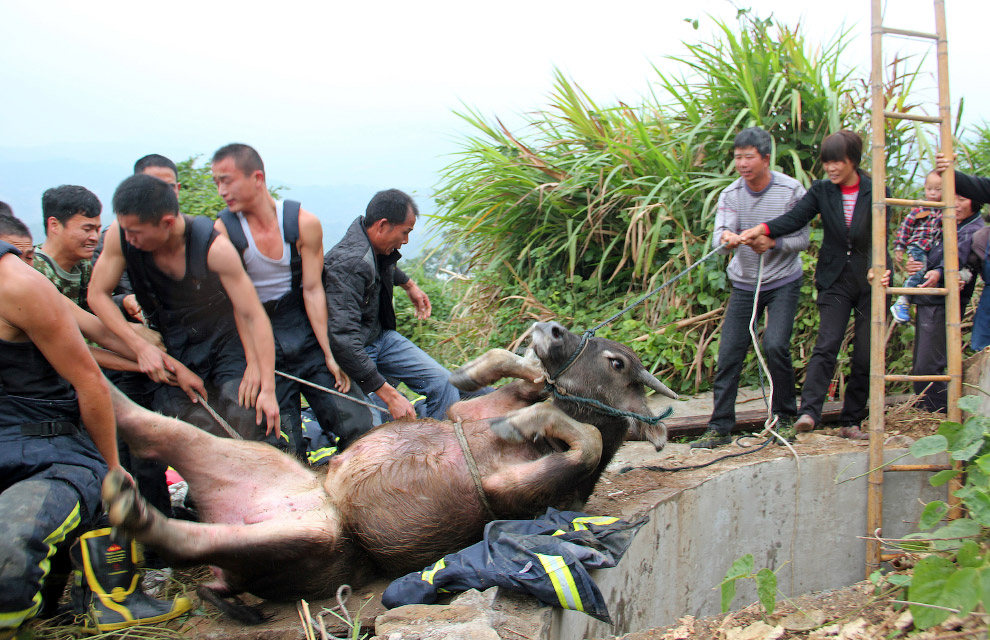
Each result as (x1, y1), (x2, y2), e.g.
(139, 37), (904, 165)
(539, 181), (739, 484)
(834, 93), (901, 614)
(298, 210), (350, 391)
(208, 234), (279, 433)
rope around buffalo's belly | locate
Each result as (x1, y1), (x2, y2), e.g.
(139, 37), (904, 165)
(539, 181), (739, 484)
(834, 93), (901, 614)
(454, 421), (496, 520)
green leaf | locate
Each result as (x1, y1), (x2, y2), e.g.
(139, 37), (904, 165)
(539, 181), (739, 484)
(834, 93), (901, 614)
(930, 469), (961, 487)
(756, 568), (777, 616)
(930, 518), (982, 551)
(976, 453), (990, 475)
(956, 540), (983, 568)
(952, 440), (984, 462)
(961, 489), (990, 526)
(919, 501), (948, 530)
(721, 578), (737, 614)
(943, 567), (981, 617)
(980, 566), (990, 610)
(958, 395), (983, 414)
(937, 421), (964, 442)
(869, 570), (883, 586)
(908, 555), (956, 629)
(724, 554), (754, 581)
(911, 435), (948, 457)
(887, 573), (912, 587)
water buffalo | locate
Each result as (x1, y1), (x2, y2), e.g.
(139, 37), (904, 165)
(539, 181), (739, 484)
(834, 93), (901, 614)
(103, 322), (675, 606)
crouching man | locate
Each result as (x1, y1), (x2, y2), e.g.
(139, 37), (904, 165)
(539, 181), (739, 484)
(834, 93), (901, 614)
(89, 174), (281, 442)
(0, 242), (190, 637)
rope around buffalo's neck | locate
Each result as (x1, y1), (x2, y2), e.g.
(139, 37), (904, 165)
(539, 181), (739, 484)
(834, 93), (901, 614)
(545, 243), (728, 424)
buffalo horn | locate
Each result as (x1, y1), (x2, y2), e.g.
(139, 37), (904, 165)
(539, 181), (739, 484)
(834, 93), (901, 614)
(637, 368), (679, 399)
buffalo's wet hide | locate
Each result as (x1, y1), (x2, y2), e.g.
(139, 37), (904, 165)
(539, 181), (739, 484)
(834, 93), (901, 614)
(382, 508), (649, 623)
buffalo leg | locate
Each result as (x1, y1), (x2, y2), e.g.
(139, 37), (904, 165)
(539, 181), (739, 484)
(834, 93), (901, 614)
(102, 468), (360, 600)
(448, 349), (548, 421)
(109, 384), (319, 524)
(449, 348), (544, 391)
(482, 403), (603, 512)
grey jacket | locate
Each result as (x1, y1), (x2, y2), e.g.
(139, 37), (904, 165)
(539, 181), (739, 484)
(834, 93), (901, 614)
(323, 217), (409, 393)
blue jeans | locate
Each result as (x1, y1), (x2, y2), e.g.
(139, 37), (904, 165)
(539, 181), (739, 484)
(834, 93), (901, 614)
(709, 280), (801, 434)
(903, 244), (928, 290)
(364, 330), (460, 421)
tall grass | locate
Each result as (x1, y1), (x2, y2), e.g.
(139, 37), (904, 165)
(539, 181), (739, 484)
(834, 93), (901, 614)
(425, 11), (939, 392)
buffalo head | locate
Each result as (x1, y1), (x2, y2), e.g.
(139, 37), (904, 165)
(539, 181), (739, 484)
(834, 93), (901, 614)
(530, 321), (676, 450)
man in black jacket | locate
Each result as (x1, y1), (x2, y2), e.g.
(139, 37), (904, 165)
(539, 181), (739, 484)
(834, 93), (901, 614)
(323, 189), (459, 420)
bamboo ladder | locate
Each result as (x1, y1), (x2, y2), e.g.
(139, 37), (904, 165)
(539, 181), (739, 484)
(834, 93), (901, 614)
(867, 0), (963, 576)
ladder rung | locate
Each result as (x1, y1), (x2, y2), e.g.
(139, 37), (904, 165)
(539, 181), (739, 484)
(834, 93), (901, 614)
(881, 553), (906, 563)
(884, 374), (952, 382)
(886, 287), (948, 296)
(886, 464), (952, 472)
(884, 111), (942, 124)
(884, 197), (945, 208)
(880, 26), (938, 40)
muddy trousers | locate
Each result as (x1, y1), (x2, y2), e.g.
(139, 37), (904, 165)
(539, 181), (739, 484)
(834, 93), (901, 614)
(269, 296), (374, 455)
(0, 479), (85, 630)
(153, 324), (272, 444)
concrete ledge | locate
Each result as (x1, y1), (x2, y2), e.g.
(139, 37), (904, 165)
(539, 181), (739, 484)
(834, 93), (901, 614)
(552, 447), (947, 639)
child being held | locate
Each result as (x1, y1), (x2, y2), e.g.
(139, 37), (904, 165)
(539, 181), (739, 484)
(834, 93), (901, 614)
(890, 171), (943, 323)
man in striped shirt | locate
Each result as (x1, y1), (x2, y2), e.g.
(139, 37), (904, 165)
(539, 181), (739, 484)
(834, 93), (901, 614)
(692, 127), (810, 448)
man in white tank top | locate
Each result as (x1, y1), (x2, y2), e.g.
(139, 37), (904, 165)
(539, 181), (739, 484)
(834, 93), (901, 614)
(212, 144), (373, 455)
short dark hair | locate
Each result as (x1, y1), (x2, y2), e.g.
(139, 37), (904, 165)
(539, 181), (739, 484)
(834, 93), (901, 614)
(0, 213), (30, 238)
(734, 127), (772, 158)
(41, 185), (102, 236)
(112, 174), (180, 224)
(0, 201), (13, 218)
(134, 154), (178, 179)
(212, 143), (265, 176)
(364, 189), (419, 227)
(820, 130), (863, 168)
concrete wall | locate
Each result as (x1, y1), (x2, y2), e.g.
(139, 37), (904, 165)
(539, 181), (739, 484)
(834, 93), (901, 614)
(551, 448), (947, 639)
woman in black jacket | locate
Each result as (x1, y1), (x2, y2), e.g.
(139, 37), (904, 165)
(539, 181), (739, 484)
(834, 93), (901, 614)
(741, 131), (889, 439)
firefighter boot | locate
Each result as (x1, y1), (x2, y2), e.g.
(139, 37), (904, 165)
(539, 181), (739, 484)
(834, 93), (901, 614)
(69, 528), (192, 632)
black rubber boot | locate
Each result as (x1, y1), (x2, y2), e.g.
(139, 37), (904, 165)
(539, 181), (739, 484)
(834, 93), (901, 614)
(69, 528), (192, 632)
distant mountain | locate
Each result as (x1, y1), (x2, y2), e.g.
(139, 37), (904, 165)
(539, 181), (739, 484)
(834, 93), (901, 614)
(275, 182), (439, 259)
(0, 154), (437, 259)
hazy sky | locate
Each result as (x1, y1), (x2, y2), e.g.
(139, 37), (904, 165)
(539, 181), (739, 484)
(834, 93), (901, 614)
(1, 0), (987, 247)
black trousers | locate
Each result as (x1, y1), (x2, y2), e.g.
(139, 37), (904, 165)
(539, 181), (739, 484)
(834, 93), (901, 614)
(0, 429), (105, 629)
(799, 260), (878, 426)
(912, 304), (948, 413)
(269, 296), (375, 455)
(708, 280), (801, 434)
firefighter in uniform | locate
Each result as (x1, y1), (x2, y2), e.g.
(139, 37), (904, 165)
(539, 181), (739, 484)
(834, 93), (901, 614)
(0, 241), (191, 636)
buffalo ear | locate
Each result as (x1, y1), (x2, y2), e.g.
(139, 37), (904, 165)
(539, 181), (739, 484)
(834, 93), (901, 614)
(637, 368), (678, 399)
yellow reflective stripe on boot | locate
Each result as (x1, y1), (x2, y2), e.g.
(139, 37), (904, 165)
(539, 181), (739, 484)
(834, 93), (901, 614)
(79, 528), (139, 623)
(0, 501), (81, 628)
(536, 553), (584, 613)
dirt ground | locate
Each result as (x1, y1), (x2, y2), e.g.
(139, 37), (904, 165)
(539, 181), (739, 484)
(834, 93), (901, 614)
(615, 580), (988, 640)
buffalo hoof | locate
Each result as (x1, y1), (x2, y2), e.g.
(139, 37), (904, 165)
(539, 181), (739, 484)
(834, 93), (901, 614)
(103, 468), (152, 532)
(489, 416), (527, 443)
(449, 368), (483, 392)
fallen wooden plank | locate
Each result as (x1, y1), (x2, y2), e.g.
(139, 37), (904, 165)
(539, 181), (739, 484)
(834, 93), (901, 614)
(659, 394), (918, 439)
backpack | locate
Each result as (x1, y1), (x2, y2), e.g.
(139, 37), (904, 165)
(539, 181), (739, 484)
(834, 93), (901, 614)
(218, 200), (303, 291)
